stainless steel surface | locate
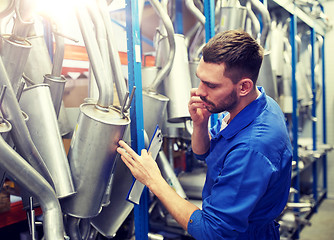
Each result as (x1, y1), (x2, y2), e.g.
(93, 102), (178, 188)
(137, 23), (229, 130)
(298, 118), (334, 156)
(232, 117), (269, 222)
(257, 51), (278, 101)
(0, 136), (64, 240)
(218, 6), (247, 32)
(246, 0), (260, 39)
(97, 0), (127, 103)
(24, 35), (53, 84)
(61, 103), (130, 218)
(0, 34), (31, 95)
(87, 0), (114, 104)
(10, 0), (34, 38)
(23, 35), (72, 136)
(178, 167), (206, 200)
(76, 4), (113, 109)
(19, 83), (75, 199)
(43, 74), (67, 117)
(189, 60), (200, 88)
(143, 90), (169, 140)
(160, 34), (192, 123)
(0, 57), (54, 186)
(148, 0), (176, 92)
(250, 0), (271, 47)
(157, 151), (187, 199)
(185, 0), (205, 25)
(142, 66), (160, 90)
(52, 27), (65, 78)
(90, 128), (134, 238)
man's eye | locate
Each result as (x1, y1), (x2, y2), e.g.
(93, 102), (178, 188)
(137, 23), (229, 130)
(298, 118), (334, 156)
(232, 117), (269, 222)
(206, 84), (216, 89)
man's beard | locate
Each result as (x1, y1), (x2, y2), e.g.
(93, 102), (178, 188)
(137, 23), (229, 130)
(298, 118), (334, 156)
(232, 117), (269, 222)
(200, 89), (238, 114)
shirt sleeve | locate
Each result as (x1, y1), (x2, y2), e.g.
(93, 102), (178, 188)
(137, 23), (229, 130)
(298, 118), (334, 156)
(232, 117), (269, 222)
(193, 151), (210, 161)
(187, 148), (276, 240)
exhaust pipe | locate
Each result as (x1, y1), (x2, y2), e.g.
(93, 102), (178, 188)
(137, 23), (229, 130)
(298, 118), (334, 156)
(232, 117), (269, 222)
(61, 1), (131, 219)
(75, 4), (113, 109)
(97, 0), (128, 102)
(19, 83), (75, 199)
(148, 0), (176, 92)
(185, 0), (205, 25)
(250, 0), (271, 47)
(0, 58), (54, 186)
(0, 135), (64, 240)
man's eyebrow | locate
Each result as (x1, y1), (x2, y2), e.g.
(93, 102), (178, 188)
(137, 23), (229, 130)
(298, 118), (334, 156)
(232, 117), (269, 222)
(201, 79), (218, 86)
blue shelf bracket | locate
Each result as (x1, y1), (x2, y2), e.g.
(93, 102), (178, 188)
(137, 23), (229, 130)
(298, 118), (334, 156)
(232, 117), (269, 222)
(321, 35), (328, 198)
(290, 13), (299, 203)
(174, 0), (184, 34)
(203, 0), (217, 127)
(310, 27), (318, 212)
(125, 0), (148, 239)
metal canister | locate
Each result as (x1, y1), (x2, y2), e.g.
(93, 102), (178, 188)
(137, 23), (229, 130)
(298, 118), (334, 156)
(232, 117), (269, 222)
(218, 6), (247, 32)
(61, 103), (130, 218)
(19, 83), (75, 199)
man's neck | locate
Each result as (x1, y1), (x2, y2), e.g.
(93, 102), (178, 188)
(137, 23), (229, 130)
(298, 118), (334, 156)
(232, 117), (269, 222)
(227, 87), (260, 124)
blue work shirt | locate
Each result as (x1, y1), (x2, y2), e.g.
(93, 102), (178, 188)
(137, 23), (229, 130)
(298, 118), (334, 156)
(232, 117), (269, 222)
(188, 87), (292, 240)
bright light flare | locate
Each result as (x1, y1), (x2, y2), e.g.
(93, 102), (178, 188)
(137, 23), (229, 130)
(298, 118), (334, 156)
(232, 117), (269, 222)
(34, 0), (93, 27)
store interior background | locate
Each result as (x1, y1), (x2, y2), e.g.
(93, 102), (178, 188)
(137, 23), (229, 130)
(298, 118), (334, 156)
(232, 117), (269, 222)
(0, 0), (334, 239)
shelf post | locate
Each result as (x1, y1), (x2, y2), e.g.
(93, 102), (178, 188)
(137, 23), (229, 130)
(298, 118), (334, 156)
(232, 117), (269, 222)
(321, 35), (328, 198)
(125, 0), (148, 239)
(290, 13), (299, 204)
(203, 0), (217, 127)
(310, 27), (318, 212)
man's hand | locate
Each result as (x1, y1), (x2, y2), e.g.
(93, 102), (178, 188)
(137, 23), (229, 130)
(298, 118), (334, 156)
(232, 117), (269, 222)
(117, 140), (163, 190)
(188, 88), (211, 127)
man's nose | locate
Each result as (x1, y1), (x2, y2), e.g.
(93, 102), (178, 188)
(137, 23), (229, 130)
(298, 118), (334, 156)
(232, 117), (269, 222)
(196, 82), (206, 97)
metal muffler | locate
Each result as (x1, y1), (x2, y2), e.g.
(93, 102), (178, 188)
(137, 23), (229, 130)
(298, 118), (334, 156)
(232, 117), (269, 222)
(0, 107), (64, 240)
(0, 34), (32, 96)
(19, 83), (75, 199)
(157, 34), (192, 123)
(143, 90), (169, 140)
(218, 4), (247, 32)
(249, 0), (278, 101)
(0, 58), (54, 186)
(24, 34), (72, 136)
(257, 51), (278, 101)
(24, 35), (53, 83)
(61, 103), (130, 218)
(43, 74), (67, 117)
(0, 117), (11, 188)
(90, 128), (135, 238)
(0, 135), (65, 240)
(189, 60), (200, 88)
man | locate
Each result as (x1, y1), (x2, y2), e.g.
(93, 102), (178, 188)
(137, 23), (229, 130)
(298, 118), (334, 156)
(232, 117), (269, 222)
(117, 30), (292, 239)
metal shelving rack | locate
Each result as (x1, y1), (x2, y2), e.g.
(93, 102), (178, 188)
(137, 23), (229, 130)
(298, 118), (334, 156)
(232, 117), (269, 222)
(124, 0), (329, 239)
(268, 0), (329, 238)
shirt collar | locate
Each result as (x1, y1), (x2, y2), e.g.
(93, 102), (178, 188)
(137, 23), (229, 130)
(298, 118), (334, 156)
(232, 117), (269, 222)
(214, 87), (268, 140)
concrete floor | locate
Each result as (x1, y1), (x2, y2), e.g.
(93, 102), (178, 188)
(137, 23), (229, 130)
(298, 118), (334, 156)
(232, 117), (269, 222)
(299, 154), (334, 240)
(299, 198), (334, 240)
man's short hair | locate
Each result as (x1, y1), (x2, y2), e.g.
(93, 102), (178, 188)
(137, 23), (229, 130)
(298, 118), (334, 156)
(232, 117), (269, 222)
(202, 30), (264, 84)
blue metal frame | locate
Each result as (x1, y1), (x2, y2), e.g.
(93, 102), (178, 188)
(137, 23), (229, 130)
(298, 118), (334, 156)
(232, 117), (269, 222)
(203, 0), (217, 127)
(174, 0), (184, 34)
(290, 12), (301, 239)
(125, 0), (148, 239)
(310, 27), (318, 212)
(321, 36), (328, 198)
(290, 13), (299, 204)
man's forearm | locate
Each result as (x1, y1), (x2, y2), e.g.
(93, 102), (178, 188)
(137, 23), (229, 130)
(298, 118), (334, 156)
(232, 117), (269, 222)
(191, 123), (210, 155)
(149, 176), (199, 231)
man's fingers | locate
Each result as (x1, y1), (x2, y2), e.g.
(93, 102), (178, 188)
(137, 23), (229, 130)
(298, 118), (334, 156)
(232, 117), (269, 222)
(120, 155), (135, 172)
(118, 140), (139, 159)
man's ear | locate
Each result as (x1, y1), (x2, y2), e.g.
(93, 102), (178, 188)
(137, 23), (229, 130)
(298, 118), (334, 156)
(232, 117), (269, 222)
(238, 78), (253, 96)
